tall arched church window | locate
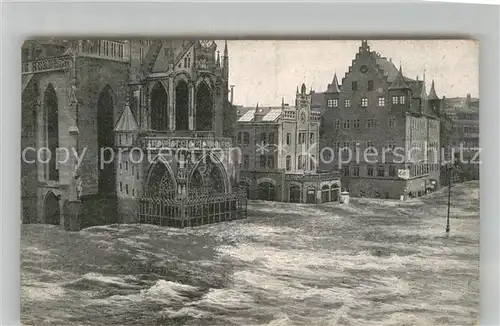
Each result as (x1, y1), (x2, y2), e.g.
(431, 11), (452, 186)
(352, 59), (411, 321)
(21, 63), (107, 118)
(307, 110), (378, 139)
(151, 82), (168, 131)
(195, 81), (213, 131)
(44, 84), (59, 182)
(175, 80), (189, 131)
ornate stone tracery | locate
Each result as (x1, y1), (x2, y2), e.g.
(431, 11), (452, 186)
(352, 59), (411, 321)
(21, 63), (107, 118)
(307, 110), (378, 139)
(188, 154), (226, 195)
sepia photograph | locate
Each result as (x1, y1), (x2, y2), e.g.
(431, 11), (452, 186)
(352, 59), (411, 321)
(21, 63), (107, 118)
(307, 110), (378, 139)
(21, 39), (479, 325)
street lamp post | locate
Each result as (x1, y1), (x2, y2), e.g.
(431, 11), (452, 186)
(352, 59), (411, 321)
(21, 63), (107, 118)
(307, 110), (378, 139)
(446, 164), (451, 234)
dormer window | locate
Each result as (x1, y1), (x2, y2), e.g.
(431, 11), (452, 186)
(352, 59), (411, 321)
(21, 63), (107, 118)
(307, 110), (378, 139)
(399, 95), (405, 104)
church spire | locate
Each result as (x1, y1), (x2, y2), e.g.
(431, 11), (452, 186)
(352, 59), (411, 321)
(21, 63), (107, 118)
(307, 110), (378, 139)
(301, 83), (307, 95)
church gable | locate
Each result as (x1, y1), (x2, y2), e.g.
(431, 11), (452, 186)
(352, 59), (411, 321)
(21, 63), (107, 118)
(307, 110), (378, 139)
(173, 44), (195, 74)
(151, 41), (195, 74)
(151, 42), (171, 73)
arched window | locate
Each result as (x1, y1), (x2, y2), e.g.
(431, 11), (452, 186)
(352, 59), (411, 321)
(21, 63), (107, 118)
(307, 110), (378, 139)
(330, 184), (339, 201)
(189, 155), (227, 195)
(286, 155), (292, 171)
(150, 82), (168, 131)
(175, 80), (189, 131)
(310, 155), (316, 171)
(44, 84), (59, 182)
(146, 161), (176, 199)
(196, 81), (213, 131)
(297, 155), (306, 170)
(97, 85), (116, 194)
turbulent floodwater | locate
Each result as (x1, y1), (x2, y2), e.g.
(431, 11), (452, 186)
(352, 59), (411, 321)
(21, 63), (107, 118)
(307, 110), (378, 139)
(21, 181), (479, 326)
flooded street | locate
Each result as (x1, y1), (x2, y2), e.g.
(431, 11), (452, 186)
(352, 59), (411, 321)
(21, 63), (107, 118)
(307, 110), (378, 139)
(21, 181), (479, 326)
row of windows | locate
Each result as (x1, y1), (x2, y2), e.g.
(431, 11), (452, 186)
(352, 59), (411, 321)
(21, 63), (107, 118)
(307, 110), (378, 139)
(327, 95), (405, 108)
(119, 182), (139, 197)
(297, 132), (315, 145)
(334, 117), (396, 130)
(259, 155), (275, 169)
(286, 155), (316, 171)
(119, 160), (140, 179)
(342, 163), (440, 177)
(333, 141), (396, 153)
(411, 118), (426, 131)
(236, 132), (251, 145)
(351, 80), (374, 92)
(236, 131), (316, 146)
(457, 125), (479, 134)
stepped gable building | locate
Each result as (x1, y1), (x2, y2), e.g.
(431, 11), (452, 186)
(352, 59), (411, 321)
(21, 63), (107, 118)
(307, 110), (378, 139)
(318, 40), (442, 199)
(234, 84), (341, 204)
(21, 39), (246, 229)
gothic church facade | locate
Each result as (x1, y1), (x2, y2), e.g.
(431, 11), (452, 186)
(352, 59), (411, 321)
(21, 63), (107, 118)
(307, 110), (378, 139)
(21, 39), (246, 229)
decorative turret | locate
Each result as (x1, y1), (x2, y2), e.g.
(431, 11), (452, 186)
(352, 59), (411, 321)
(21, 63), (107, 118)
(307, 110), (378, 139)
(428, 79), (439, 100)
(114, 99), (139, 147)
(427, 79), (441, 114)
(389, 65), (410, 90)
(419, 71), (428, 113)
(326, 73), (340, 93)
(216, 50), (221, 68)
(222, 40), (229, 80)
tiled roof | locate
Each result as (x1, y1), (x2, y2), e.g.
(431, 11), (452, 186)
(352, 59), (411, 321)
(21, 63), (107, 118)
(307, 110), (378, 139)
(237, 106), (285, 123)
(311, 92), (325, 113)
(375, 57), (399, 82)
(114, 101), (138, 131)
(237, 109), (256, 122)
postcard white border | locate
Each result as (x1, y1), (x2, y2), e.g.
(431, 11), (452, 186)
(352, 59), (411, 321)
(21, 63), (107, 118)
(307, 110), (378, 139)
(1, 1), (498, 325)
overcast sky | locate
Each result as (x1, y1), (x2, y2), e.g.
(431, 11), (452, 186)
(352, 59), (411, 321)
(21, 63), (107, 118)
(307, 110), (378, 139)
(216, 40), (479, 107)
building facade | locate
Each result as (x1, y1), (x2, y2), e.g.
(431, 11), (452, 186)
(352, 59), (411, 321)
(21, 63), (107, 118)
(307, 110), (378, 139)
(317, 40), (441, 199)
(234, 84), (341, 204)
(441, 94), (480, 182)
(21, 39), (246, 229)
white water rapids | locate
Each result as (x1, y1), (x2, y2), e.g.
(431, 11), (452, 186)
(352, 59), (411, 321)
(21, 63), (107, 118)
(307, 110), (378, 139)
(21, 181), (479, 325)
